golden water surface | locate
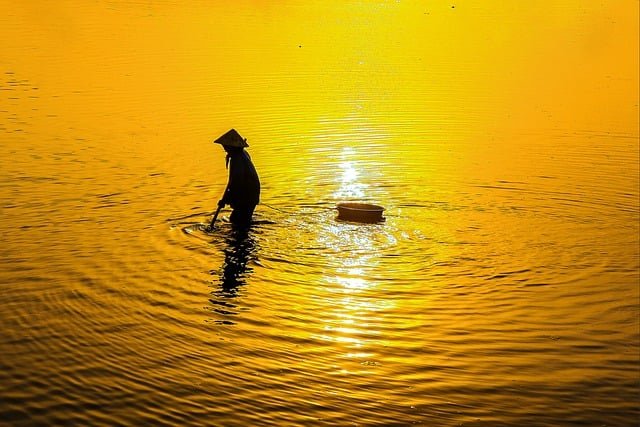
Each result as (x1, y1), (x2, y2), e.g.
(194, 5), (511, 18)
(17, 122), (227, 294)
(1, 1), (638, 426)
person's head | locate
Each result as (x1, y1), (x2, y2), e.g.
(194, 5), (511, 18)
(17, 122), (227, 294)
(214, 129), (249, 152)
(222, 145), (243, 155)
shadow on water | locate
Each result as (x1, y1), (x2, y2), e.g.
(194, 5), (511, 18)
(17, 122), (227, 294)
(179, 218), (260, 324)
(211, 225), (258, 299)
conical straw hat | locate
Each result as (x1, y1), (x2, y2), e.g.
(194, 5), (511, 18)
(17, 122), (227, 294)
(214, 129), (249, 147)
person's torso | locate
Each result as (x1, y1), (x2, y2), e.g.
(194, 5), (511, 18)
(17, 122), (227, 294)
(228, 151), (260, 206)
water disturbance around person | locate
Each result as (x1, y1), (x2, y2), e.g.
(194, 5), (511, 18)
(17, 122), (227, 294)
(209, 129), (261, 230)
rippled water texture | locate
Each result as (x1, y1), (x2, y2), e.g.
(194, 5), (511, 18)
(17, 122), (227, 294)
(1, 1), (639, 426)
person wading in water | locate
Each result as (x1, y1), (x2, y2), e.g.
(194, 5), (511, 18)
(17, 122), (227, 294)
(209, 129), (260, 229)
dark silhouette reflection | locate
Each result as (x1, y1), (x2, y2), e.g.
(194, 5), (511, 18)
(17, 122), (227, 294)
(212, 225), (258, 298)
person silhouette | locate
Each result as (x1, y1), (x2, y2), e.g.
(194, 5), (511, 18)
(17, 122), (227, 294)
(210, 129), (260, 229)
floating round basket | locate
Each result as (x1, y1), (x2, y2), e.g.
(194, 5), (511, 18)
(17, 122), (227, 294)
(336, 202), (385, 223)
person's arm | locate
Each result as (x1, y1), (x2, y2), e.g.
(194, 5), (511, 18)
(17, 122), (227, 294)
(219, 185), (231, 207)
(219, 157), (239, 207)
(219, 183), (233, 207)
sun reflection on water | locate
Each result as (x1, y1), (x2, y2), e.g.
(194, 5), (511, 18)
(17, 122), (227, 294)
(335, 273), (368, 291)
(312, 216), (398, 375)
(335, 147), (367, 200)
